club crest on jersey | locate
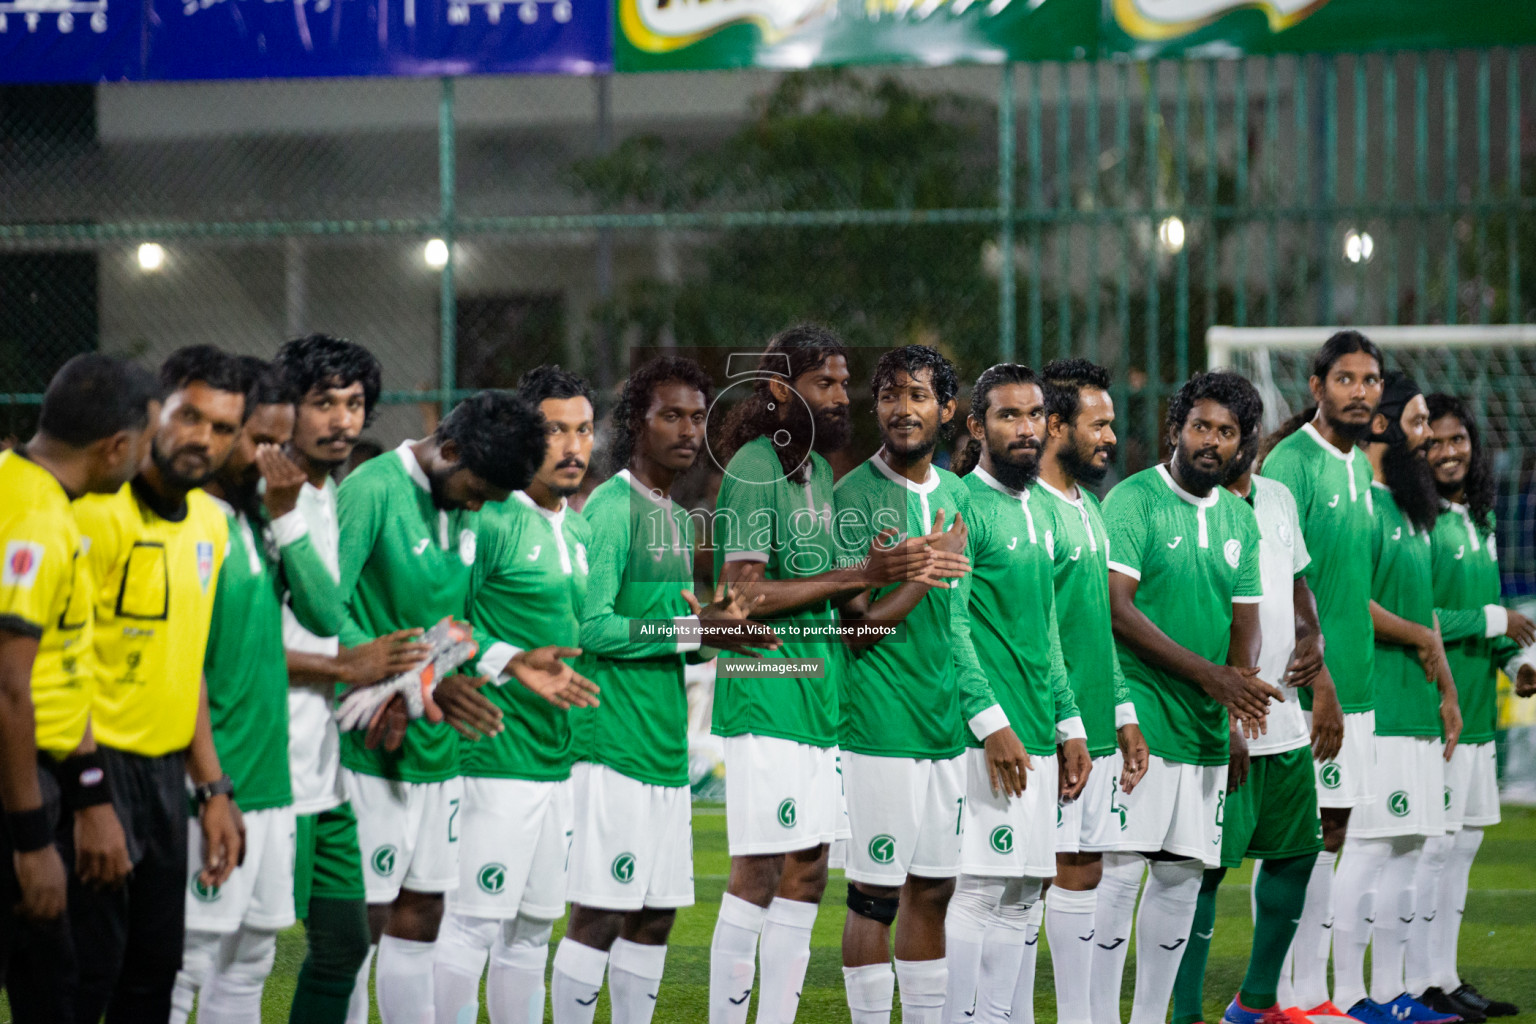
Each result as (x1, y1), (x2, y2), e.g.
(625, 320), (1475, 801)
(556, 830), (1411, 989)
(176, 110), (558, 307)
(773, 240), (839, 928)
(196, 542), (214, 591)
(2, 541), (43, 589)
(1044, 530), (1055, 559)
(1223, 538), (1241, 569)
(459, 529), (477, 566)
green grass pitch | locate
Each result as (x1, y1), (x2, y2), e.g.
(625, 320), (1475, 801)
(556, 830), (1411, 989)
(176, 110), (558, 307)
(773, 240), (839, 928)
(237, 804), (1536, 1022)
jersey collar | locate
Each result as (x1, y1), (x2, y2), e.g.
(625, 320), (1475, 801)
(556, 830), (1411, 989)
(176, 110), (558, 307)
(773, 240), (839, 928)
(1156, 463), (1221, 508)
(395, 441), (431, 494)
(871, 450), (939, 494)
(1033, 477), (1083, 507)
(1301, 421), (1358, 464)
(972, 464), (1024, 498)
(514, 489), (568, 525)
(616, 468), (675, 509)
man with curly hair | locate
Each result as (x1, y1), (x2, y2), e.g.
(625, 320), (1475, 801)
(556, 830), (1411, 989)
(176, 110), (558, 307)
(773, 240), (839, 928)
(1092, 371), (1277, 1024)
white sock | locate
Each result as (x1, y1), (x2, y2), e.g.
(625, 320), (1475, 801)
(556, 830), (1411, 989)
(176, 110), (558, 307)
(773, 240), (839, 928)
(944, 874), (1003, 1022)
(1406, 835), (1452, 997)
(376, 934), (438, 1024)
(1432, 826), (1482, 992)
(1127, 858), (1202, 1024)
(758, 897), (819, 1024)
(1090, 854), (1146, 1024)
(895, 957), (949, 1024)
(995, 884), (1043, 1024)
(843, 962), (895, 1024)
(551, 939), (609, 1024)
(199, 928), (279, 1024)
(434, 912), (495, 1024)
(488, 926), (552, 1024)
(1367, 838), (1423, 1005)
(348, 943), (378, 1024)
(608, 938), (667, 1024)
(170, 927), (220, 1024)
(1045, 886), (1099, 1024)
(1291, 849), (1337, 1009)
(1333, 838), (1390, 1010)
(709, 893), (767, 1024)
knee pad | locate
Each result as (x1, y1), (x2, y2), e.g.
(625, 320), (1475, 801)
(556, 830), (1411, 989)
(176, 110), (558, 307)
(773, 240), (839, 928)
(500, 913), (555, 951)
(846, 885), (900, 926)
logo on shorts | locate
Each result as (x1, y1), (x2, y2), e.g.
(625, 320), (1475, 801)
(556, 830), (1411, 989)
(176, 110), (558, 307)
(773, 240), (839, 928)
(611, 852), (637, 883)
(1214, 791), (1225, 830)
(190, 876), (221, 903)
(867, 834), (896, 864)
(1388, 791), (1411, 817)
(1320, 763), (1342, 789)
(477, 862), (507, 894)
(1444, 786), (1452, 811)
(1056, 805), (1063, 827)
(1111, 780), (1127, 830)
(1223, 538), (1242, 569)
(989, 826), (1014, 854)
(371, 845), (398, 876)
(777, 798), (797, 829)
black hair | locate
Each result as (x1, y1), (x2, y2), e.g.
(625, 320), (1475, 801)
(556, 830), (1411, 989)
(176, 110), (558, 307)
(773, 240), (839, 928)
(1166, 370), (1264, 446)
(1259, 406), (1318, 465)
(160, 345), (246, 396)
(234, 355), (299, 410)
(952, 363), (1042, 477)
(273, 334), (383, 425)
(870, 345), (960, 410)
(1041, 357), (1113, 429)
(1311, 329), (1385, 381)
(436, 390), (547, 493)
(609, 355), (714, 472)
(717, 322), (850, 474)
(517, 364), (595, 409)
(37, 353), (162, 447)
(1426, 393), (1495, 534)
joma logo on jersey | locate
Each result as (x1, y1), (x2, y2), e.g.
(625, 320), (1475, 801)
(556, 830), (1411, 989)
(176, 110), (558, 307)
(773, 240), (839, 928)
(867, 834), (896, 864)
(989, 826), (1014, 855)
(1320, 763), (1342, 789)
(477, 862), (508, 894)
(190, 876), (221, 903)
(611, 852), (637, 883)
(1167, 536), (1183, 549)
(1388, 791), (1411, 817)
(776, 798), (796, 829)
(371, 845), (398, 875)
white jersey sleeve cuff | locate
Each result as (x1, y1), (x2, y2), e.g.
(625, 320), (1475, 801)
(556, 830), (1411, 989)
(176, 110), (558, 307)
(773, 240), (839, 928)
(968, 704), (1010, 741)
(722, 551), (770, 564)
(1106, 560), (1141, 581)
(1115, 701), (1140, 729)
(1505, 645), (1536, 677)
(477, 641), (525, 683)
(1484, 605), (1509, 639)
(674, 615), (703, 654)
(1055, 715), (1087, 744)
(269, 509), (310, 548)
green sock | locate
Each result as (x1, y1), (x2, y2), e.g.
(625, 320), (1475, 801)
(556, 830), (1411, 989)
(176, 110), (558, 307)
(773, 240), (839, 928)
(1173, 867), (1226, 1024)
(1238, 853), (1318, 1010)
(290, 896), (371, 1024)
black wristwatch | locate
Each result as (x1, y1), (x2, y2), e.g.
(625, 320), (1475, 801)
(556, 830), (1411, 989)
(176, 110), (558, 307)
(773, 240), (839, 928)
(194, 775), (235, 806)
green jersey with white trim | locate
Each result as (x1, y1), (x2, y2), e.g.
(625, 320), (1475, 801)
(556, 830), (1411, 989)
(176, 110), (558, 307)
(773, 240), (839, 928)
(1033, 481), (1130, 758)
(570, 470), (698, 788)
(1103, 465), (1263, 767)
(1431, 506), (1519, 746)
(961, 469), (1079, 757)
(832, 453), (997, 760)
(336, 443), (479, 783)
(711, 437), (839, 748)
(1369, 485), (1443, 738)
(463, 492), (591, 781)
(1260, 423), (1376, 712)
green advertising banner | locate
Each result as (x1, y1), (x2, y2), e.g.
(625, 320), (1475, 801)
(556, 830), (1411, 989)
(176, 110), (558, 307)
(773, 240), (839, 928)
(616, 0), (1097, 72)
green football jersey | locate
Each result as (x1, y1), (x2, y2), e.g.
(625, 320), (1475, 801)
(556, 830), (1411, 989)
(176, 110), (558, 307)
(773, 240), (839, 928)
(570, 470), (699, 788)
(336, 443), (479, 783)
(1103, 464), (1263, 767)
(962, 469), (1080, 757)
(832, 453), (997, 761)
(1430, 504), (1517, 745)
(1260, 423), (1376, 712)
(463, 492), (591, 781)
(204, 505), (292, 812)
(711, 437), (840, 748)
(1033, 480), (1132, 758)
(1369, 484), (1443, 738)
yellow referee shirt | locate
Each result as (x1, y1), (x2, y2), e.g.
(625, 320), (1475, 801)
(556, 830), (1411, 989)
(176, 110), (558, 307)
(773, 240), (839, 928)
(75, 482), (228, 757)
(0, 451), (95, 757)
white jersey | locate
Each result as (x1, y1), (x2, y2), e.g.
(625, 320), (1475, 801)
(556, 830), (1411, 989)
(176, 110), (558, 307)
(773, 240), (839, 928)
(1244, 476), (1312, 756)
(281, 479), (345, 814)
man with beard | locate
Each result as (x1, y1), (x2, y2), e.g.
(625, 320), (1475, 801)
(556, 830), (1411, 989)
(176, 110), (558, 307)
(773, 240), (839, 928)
(1032, 358), (1148, 1024)
(1329, 372), (1462, 1024)
(433, 366), (600, 1024)
(1405, 395), (1534, 1021)
(1095, 370), (1276, 1024)
(1259, 330), (1384, 1019)
(832, 345), (1015, 1024)
(552, 356), (776, 1024)
(71, 345), (248, 1023)
(1169, 373), (1344, 1024)
(942, 363), (1089, 1024)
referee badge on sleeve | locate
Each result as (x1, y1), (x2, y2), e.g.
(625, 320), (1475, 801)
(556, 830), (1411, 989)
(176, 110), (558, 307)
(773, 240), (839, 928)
(2, 541), (43, 589)
(196, 542), (214, 591)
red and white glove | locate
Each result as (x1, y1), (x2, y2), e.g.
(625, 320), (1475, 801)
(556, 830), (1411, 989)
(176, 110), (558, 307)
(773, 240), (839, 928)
(334, 617), (478, 733)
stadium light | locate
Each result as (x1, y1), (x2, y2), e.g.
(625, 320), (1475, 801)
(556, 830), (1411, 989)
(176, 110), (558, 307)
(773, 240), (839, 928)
(1344, 229), (1375, 264)
(424, 238), (450, 269)
(137, 242), (166, 272)
(1157, 216), (1186, 254)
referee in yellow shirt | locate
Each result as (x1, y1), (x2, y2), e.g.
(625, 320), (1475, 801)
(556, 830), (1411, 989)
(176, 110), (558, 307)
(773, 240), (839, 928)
(0, 354), (160, 1024)
(73, 346), (248, 1024)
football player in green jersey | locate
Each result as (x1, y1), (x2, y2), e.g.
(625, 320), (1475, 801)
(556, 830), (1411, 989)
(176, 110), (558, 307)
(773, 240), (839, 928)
(1330, 373), (1462, 1024)
(1095, 371), (1276, 1024)
(833, 346), (1016, 1024)
(1408, 395), (1533, 1021)
(553, 357), (776, 1024)
(1259, 330), (1384, 1018)
(1035, 358), (1150, 1024)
